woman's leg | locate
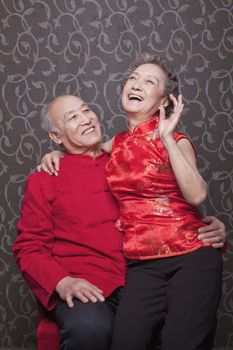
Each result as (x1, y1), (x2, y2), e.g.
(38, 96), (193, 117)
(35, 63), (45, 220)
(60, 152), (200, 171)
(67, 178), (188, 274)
(162, 247), (222, 350)
(111, 260), (167, 350)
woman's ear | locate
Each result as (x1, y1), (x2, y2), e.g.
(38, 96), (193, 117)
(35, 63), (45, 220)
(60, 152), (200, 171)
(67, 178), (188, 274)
(161, 96), (169, 108)
(49, 131), (63, 145)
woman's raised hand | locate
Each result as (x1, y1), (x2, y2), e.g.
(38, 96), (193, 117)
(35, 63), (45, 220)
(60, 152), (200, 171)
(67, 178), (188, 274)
(158, 94), (184, 144)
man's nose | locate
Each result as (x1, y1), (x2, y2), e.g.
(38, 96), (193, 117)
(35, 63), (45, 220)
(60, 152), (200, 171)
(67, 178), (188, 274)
(80, 114), (91, 125)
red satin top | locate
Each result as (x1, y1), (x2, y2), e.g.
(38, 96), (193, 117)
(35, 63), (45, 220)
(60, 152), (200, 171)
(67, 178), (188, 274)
(106, 116), (208, 260)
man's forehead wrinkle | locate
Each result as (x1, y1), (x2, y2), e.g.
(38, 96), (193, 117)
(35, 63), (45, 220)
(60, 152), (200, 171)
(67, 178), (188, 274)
(63, 103), (87, 119)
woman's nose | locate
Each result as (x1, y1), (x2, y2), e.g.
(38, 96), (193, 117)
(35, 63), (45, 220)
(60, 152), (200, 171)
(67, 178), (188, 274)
(132, 79), (142, 90)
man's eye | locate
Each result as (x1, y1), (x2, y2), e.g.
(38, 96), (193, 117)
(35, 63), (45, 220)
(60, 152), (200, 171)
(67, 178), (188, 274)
(70, 114), (77, 120)
(129, 76), (136, 80)
(83, 108), (90, 112)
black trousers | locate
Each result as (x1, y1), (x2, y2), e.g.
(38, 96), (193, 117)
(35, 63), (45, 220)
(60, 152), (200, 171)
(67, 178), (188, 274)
(53, 287), (123, 350)
(111, 247), (222, 350)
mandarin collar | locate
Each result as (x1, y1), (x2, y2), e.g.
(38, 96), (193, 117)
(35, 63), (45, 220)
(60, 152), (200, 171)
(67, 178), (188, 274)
(64, 151), (107, 164)
(130, 115), (159, 135)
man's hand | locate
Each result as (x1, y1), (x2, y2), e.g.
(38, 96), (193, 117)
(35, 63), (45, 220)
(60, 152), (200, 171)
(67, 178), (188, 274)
(198, 216), (226, 248)
(56, 276), (105, 308)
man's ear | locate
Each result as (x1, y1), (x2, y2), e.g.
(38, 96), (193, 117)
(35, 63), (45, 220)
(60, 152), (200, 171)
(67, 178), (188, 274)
(49, 131), (63, 145)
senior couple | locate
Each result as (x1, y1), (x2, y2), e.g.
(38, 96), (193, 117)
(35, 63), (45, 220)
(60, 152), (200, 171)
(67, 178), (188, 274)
(14, 54), (225, 350)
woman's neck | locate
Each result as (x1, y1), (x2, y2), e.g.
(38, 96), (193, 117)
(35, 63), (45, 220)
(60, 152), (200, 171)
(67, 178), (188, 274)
(127, 114), (156, 131)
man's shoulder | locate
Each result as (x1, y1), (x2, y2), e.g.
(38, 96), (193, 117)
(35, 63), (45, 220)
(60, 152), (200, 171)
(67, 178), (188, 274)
(26, 169), (54, 188)
(28, 168), (53, 180)
(22, 170), (56, 201)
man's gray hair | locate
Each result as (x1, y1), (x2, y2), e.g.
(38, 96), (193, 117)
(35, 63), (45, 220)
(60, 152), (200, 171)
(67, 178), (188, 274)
(40, 104), (59, 133)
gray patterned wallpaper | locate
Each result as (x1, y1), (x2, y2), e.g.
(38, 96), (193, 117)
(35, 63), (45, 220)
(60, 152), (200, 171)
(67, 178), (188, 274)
(0, 0), (232, 348)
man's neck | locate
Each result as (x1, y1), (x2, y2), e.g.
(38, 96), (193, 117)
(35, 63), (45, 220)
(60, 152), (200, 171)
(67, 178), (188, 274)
(66, 144), (103, 158)
(88, 146), (103, 158)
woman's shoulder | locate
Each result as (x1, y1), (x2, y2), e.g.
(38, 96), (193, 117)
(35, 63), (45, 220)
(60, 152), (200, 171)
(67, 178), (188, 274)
(114, 130), (129, 145)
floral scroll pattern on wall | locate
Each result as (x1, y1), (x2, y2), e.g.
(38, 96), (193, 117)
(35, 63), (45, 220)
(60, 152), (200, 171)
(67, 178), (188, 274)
(0, 0), (232, 348)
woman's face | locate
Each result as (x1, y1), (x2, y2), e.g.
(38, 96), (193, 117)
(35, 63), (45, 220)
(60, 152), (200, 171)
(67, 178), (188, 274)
(122, 63), (168, 122)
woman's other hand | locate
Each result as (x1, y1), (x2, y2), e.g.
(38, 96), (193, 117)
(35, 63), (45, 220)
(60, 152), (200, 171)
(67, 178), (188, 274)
(37, 150), (64, 176)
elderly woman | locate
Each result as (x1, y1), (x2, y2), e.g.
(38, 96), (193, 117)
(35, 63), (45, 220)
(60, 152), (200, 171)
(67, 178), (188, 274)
(40, 54), (224, 350)
(106, 54), (222, 350)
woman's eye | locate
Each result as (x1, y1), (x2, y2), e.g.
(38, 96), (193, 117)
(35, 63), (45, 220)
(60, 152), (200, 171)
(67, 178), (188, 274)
(147, 80), (154, 84)
(129, 76), (136, 80)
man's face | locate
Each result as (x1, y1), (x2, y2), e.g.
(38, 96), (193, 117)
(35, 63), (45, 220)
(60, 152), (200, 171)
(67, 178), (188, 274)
(49, 95), (102, 155)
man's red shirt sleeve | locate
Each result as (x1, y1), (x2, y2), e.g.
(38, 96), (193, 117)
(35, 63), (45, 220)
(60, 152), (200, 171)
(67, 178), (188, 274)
(13, 172), (69, 310)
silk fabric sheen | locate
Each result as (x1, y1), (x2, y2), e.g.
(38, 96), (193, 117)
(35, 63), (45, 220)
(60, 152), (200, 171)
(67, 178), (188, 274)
(106, 116), (208, 260)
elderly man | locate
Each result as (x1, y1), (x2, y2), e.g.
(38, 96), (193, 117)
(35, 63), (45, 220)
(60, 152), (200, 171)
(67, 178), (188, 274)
(13, 95), (126, 350)
(13, 95), (225, 350)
